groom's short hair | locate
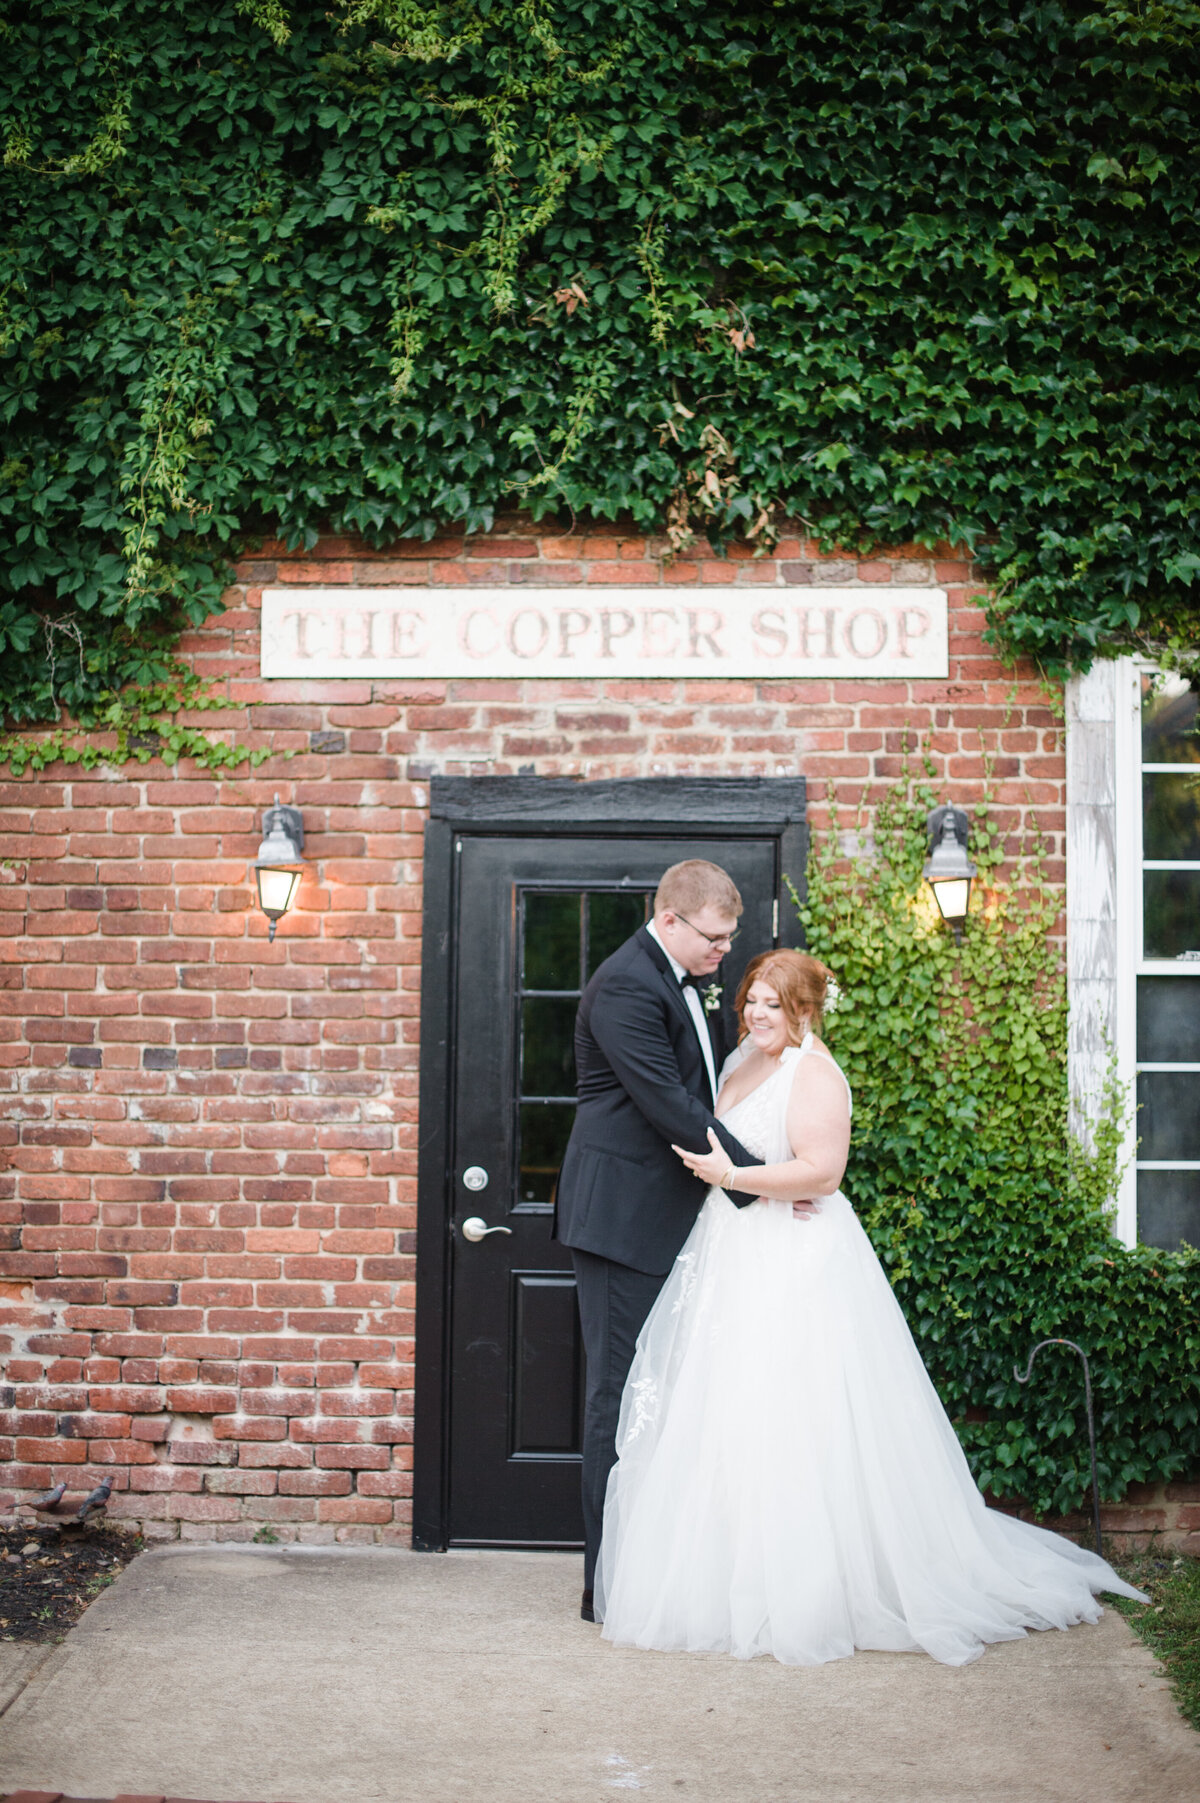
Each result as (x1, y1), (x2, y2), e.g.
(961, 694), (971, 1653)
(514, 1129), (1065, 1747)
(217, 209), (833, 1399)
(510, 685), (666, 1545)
(654, 860), (743, 919)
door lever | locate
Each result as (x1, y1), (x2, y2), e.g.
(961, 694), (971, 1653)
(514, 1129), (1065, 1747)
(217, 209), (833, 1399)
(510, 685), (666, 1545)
(461, 1216), (513, 1242)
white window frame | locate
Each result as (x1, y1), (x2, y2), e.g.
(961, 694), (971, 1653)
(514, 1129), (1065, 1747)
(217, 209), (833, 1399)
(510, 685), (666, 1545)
(1119, 659), (1200, 1237)
(1070, 657), (1200, 1247)
(1112, 657), (1140, 1243)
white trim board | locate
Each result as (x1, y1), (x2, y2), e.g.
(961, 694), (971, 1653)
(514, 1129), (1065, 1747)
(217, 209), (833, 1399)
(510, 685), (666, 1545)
(1066, 659), (1138, 1244)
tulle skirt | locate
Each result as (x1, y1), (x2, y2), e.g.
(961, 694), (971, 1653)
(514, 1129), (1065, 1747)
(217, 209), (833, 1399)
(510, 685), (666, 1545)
(595, 1190), (1145, 1667)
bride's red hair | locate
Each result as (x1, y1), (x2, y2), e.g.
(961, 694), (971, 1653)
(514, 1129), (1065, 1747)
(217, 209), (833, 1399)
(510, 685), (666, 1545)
(734, 950), (833, 1044)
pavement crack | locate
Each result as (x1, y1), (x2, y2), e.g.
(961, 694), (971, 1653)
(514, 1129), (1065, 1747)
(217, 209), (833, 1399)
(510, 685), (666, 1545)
(0, 1642), (60, 1722)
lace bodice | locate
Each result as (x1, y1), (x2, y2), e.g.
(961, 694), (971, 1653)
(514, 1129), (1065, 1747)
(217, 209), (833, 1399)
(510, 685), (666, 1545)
(716, 1033), (852, 1163)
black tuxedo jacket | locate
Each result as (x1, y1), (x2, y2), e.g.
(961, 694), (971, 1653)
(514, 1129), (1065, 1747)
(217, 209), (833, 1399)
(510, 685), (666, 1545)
(555, 925), (755, 1276)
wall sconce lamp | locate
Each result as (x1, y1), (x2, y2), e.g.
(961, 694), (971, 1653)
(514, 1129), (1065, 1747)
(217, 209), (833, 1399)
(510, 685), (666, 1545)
(253, 797), (305, 941)
(923, 805), (976, 938)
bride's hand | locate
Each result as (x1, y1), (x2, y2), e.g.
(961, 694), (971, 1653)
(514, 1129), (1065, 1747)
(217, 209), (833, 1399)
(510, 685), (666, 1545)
(670, 1128), (735, 1187)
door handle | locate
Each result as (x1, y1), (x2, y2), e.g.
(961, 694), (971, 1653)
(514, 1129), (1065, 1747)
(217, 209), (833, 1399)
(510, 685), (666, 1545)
(461, 1216), (513, 1242)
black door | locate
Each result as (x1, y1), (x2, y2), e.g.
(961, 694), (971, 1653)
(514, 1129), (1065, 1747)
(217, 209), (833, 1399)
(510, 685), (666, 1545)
(413, 779), (806, 1551)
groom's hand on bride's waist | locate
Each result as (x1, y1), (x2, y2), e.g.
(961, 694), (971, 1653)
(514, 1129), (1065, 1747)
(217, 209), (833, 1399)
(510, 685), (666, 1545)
(670, 1131), (820, 1220)
(670, 1126), (737, 1188)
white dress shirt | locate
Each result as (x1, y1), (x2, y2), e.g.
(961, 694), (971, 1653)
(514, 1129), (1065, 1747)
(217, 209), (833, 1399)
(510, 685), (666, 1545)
(647, 918), (718, 1105)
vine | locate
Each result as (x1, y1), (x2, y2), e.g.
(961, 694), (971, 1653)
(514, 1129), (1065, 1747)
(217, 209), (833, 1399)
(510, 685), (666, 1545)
(117, 291), (228, 611)
(2, 47), (132, 179)
(3, 0), (1200, 726)
(798, 762), (1200, 1517)
(0, 669), (273, 777)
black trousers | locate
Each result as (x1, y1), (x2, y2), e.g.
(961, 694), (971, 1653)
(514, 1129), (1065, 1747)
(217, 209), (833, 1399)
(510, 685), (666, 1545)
(571, 1246), (665, 1592)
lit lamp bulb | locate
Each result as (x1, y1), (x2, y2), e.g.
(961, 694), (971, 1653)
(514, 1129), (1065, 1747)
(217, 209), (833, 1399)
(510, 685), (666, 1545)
(922, 806), (976, 938)
(253, 799), (305, 941)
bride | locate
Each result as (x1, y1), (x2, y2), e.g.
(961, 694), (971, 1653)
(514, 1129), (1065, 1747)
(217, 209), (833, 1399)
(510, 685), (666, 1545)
(594, 949), (1145, 1667)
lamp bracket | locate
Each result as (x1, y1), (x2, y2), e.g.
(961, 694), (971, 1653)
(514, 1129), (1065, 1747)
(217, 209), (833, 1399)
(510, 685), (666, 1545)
(261, 802), (304, 853)
(925, 804), (969, 851)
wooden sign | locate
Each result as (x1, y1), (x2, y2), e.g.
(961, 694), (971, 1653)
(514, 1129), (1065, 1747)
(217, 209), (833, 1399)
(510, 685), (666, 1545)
(260, 586), (949, 680)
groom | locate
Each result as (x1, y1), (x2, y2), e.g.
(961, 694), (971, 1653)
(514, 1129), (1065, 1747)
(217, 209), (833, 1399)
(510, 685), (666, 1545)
(556, 859), (758, 1621)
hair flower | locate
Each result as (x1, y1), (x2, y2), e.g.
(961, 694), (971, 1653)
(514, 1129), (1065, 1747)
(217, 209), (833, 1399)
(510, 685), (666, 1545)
(823, 977), (842, 1017)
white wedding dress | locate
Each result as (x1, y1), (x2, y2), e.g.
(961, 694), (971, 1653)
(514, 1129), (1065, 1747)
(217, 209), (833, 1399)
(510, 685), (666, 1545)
(595, 1035), (1145, 1666)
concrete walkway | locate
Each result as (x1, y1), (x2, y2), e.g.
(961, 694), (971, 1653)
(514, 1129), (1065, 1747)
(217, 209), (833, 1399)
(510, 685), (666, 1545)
(0, 1545), (1196, 1803)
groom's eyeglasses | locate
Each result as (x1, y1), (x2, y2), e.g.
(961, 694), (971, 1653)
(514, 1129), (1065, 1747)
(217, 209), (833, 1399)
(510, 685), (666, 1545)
(674, 912), (740, 950)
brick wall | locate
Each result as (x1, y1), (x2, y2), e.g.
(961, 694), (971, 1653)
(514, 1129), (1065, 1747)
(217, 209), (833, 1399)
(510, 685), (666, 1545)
(6, 519), (1162, 1546)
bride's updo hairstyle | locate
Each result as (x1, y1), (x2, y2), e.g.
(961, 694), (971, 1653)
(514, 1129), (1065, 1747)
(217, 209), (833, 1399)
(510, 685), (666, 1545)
(734, 950), (833, 1045)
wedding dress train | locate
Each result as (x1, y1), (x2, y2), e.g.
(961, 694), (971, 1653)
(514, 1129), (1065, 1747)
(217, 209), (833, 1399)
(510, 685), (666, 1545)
(595, 1037), (1145, 1666)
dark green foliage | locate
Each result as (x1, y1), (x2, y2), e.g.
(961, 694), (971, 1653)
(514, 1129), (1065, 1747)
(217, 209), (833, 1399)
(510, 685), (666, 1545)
(800, 773), (1200, 1517)
(3, 0), (1200, 723)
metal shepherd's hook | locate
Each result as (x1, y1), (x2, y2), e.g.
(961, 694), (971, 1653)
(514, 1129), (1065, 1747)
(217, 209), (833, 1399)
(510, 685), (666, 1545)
(1014, 1339), (1103, 1558)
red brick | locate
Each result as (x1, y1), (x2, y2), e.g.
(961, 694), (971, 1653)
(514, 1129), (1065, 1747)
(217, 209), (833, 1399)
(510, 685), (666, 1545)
(167, 1493), (243, 1520)
(212, 1416), (288, 1442)
(164, 1387), (239, 1414)
(314, 1444), (390, 1469)
(130, 1466), (203, 1493)
(279, 1468), (353, 1495)
(168, 1439), (237, 1466)
(203, 1469), (279, 1494)
(317, 1496), (393, 1523)
(16, 1437), (88, 1463)
(240, 1441), (312, 1468)
(586, 561), (661, 584)
(357, 1471), (412, 1496)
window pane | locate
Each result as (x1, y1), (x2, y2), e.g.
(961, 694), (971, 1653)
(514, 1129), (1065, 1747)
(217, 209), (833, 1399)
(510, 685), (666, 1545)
(1144, 870), (1200, 960)
(520, 997), (578, 1097)
(1136, 1071), (1200, 1160)
(1142, 673), (1200, 765)
(1137, 976), (1200, 1062)
(518, 1102), (575, 1205)
(1137, 1168), (1200, 1252)
(587, 892), (651, 977)
(1143, 771), (1200, 860)
(523, 893), (581, 990)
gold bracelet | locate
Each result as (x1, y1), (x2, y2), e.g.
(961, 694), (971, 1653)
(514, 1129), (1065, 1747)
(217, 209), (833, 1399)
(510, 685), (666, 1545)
(720, 1166), (737, 1191)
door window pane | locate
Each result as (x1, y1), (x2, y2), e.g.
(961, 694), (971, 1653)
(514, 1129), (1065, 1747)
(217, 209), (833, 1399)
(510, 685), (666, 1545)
(516, 885), (651, 1215)
(1143, 771), (1200, 860)
(523, 893), (581, 990)
(518, 1102), (575, 1204)
(587, 891), (651, 976)
(1144, 871), (1200, 960)
(1142, 673), (1200, 765)
(520, 997), (578, 1097)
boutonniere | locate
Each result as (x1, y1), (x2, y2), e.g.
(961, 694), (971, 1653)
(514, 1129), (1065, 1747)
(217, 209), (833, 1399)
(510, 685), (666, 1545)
(702, 982), (722, 1014)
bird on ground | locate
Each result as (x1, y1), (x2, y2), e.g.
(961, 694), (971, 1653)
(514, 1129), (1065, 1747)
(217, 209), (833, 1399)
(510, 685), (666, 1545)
(30, 1483), (67, 1511)
(74, 1478), (113, 1523)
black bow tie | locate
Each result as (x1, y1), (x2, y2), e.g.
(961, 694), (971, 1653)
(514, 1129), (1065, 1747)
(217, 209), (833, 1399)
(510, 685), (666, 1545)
(679, 972), (701, 990)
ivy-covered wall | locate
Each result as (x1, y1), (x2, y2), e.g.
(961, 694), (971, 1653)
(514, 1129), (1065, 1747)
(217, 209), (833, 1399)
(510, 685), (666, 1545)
(803, 774), (1200, 1524)
(3, 0), (1200, 730)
